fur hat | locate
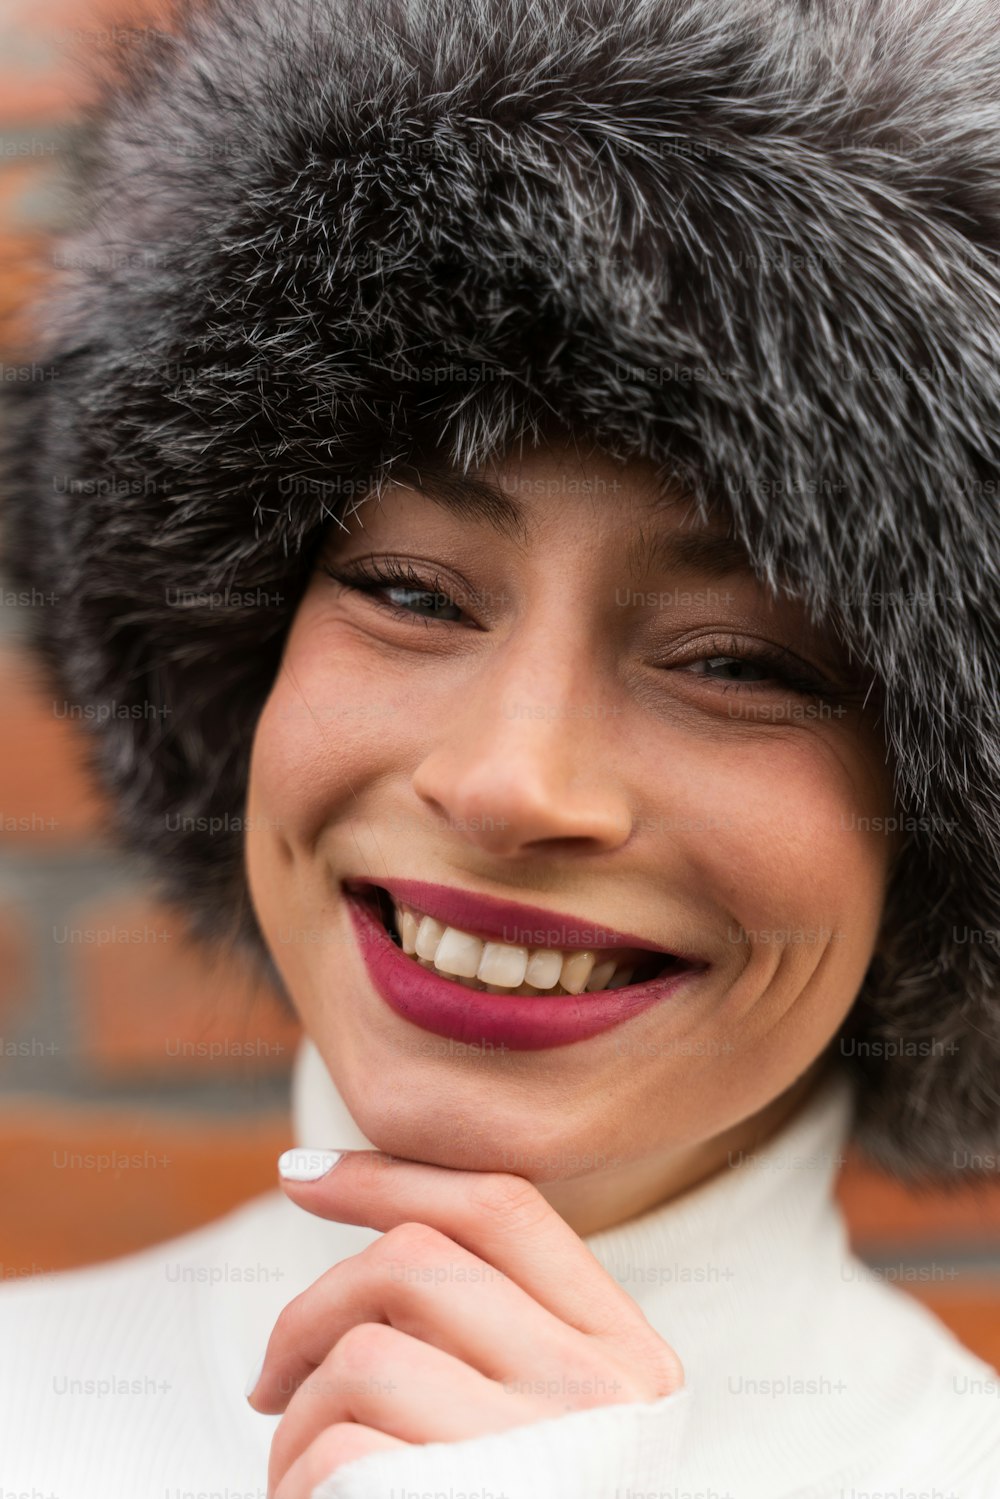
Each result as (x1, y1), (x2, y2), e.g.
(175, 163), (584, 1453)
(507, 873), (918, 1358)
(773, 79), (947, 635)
(2, 0), (998, 1181)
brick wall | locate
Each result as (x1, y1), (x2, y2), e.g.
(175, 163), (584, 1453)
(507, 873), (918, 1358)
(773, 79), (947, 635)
(0, 633), (302, 1276)
(0, 0), (302, 1278)
(0, 651), (302, 1271)
(2, 0), (999, 1371)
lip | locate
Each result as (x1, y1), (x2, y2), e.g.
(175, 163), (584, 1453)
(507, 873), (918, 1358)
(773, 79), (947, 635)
(342, 882), (707, 1051)
(342, 876), (703, 962)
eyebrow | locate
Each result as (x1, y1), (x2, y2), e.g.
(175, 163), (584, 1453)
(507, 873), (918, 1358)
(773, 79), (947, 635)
(391, 465), (753, 582)
(623, 525), (755, 582)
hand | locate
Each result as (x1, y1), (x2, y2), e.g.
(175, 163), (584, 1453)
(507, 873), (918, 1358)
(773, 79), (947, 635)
(247, 1148), (685, 1499)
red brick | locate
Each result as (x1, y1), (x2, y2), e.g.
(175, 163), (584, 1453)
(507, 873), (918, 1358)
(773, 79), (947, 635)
(0, 906), (33, 1036)
(0, 162), (56, 233)
(838, 1147), (1000, 1246)
(72, 895), (301, 1079)
(0, 243), (50, 353)
(0, 161), (54, 350)
(916, 1284), (1000, 1370)
(0, 0), (172, 125)
(0, 646), (109, 843)
(0, 1098), (291, 1272)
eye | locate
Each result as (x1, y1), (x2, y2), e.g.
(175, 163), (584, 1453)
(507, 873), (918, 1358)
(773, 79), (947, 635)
(674, 637), (835, 698)
(324, 563), (844, 704)
(322, 559), (469, 624)
(691, 656), (776, 685)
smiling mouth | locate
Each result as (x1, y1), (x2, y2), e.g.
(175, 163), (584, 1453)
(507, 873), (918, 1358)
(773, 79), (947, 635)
(358, 884), (690, 998)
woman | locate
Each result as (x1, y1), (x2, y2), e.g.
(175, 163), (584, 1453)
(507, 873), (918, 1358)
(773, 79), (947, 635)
(1, 0), (998, 1494)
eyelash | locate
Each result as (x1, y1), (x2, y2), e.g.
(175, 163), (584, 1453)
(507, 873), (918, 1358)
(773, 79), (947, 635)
(322, 558), (836, 699)
(323, 558), (467, 625)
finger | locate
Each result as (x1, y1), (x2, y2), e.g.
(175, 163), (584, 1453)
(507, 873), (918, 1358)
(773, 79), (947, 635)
(252, 1220), (640, 1415)
(268, 1322), (542, 1496)
(277, 1147), (653, 1339)
(272, 1422), (407, 1499)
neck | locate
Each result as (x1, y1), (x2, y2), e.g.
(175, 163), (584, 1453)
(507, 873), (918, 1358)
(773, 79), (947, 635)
(290, 1036), (833, 1240)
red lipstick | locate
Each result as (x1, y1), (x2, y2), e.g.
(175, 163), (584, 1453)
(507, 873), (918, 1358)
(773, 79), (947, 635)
(342, 880), (706, 1051)
(345, 876), (704, 961)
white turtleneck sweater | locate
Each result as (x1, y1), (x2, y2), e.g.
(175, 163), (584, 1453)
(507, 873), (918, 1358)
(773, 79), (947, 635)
(2, 1037), (999, 1498)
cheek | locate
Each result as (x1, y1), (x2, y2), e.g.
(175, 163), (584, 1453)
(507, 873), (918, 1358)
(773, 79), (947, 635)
(628, 727), (894, 1119)
(244, 597), (434, 963)
(247, 613), (403, 846)
(656, 727), (893, 991)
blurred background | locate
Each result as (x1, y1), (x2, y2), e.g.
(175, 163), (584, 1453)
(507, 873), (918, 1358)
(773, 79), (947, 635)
(1, 0), (999, 1366)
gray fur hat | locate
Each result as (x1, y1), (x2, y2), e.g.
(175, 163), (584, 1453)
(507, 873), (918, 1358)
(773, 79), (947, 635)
(2, 0), (998, 1180)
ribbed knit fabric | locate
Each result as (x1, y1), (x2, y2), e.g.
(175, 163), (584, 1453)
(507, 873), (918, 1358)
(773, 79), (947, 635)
(2, 1037), (999, 1499)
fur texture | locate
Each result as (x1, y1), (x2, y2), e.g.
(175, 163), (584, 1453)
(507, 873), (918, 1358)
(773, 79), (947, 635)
(2, 0), (998, 1178)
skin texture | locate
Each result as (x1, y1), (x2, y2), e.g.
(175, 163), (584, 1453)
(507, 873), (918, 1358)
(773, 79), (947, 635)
(243, 438), (899, 1494)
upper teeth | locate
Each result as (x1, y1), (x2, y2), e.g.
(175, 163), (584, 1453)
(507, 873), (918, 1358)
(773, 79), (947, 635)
(391, 899), (641, 996)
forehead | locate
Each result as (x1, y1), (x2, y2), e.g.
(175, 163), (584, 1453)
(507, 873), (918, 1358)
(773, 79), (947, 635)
(346, 450), (756, 583)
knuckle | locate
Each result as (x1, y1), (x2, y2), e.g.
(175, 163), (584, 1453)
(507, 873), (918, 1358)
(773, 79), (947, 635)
(269, 1260), (347, 1343)
(329, 1319), (394, 1376)
(467, 1171), (548, 1229)
(376, 1220), (446, 1265)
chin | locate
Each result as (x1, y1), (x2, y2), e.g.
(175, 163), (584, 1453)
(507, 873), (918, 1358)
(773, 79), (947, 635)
(326, 1059), (554, 1175)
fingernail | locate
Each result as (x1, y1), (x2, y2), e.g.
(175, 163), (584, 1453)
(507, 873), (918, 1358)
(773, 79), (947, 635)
(244, 1353), (265, 1401)
(277, 1148), (344, 1182)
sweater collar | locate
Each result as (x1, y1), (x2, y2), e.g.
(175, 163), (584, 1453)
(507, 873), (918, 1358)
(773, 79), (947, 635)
(219, 1036), (858, 1470)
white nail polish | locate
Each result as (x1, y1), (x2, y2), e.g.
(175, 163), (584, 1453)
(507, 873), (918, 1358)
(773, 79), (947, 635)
(244, 1354), (265, 1401)
(277, 1148), (344, 1181)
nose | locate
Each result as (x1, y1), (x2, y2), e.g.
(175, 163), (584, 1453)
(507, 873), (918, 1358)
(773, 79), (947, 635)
(410, 628), (633, 859)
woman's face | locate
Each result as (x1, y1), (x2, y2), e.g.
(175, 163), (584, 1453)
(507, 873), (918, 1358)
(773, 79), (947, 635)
(245, 439), (896, 1223)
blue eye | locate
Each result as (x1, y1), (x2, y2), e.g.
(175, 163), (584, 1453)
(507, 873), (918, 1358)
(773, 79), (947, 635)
(323, 560), (467, 623)
(324, 562), (840, 702)
(697, 657), (774, 683)
(680, 639), (833, 698)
